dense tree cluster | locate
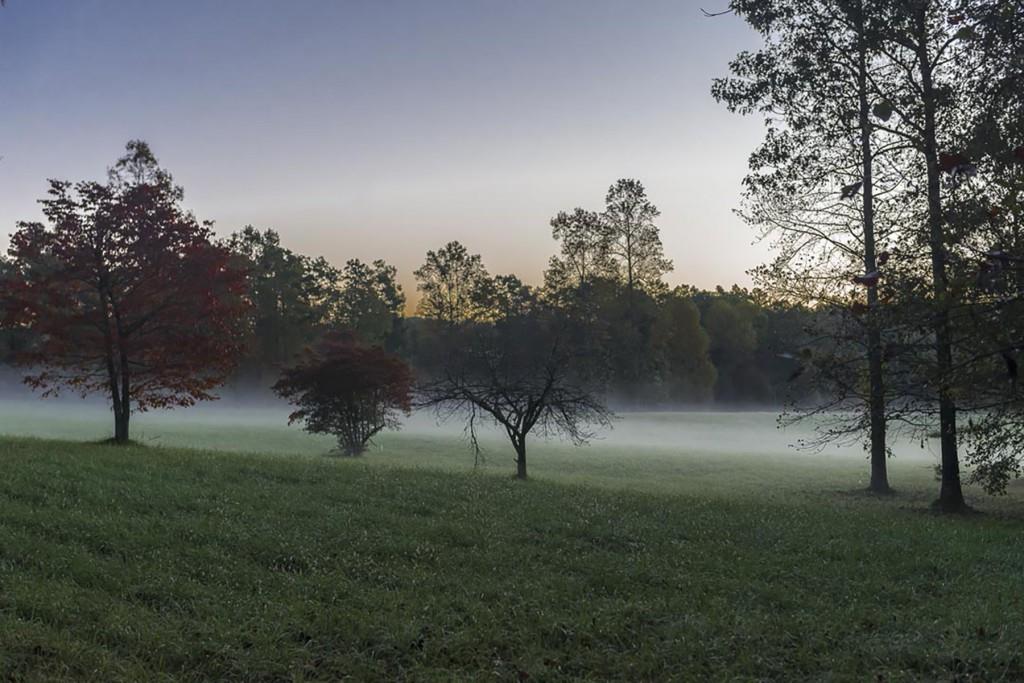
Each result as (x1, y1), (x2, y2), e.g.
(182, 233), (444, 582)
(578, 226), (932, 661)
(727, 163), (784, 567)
(717, 0), (1024, 508)
(226, 226), (405, 387)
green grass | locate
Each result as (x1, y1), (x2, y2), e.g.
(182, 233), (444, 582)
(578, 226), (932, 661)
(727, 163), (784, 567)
(1, 405), (1024, 680)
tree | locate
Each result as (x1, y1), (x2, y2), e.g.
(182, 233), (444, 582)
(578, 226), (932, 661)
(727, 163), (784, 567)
(333, 258), (405, 347)
(418, 306), (611, 479)
(700, 291), (771, 402)
(651, 289), (718, 403)
(907, 0), (966, 510)
(542, 182), (678, 401)
(941, 2), (1024, 495)
(545, 208), (612, 292)
(601, 179), (673, 300)
(720, 0), (1016, 508)
(226, 226), (339, 381)
(273, 332), (413, 456)
(477, 273), (536, 321)
(716, 0), (901, 492)
(863, 0), (985, 511)
(2, 141), (249, 442)
(414, 241), (490, 324)
(849, 0), (892, 493)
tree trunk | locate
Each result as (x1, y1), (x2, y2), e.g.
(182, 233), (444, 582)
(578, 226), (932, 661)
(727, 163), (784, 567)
(341, 438), (366, 457)
(514, 440), (528, 480)
(105, 361), (130, 444)
(917, 12), (966, 512)
(857, 6), (890, 494)
(115, 347), (132, 444)
(99, 288), (130, 444)
(866, 355), (889, 493)
(113, 401), (130, 444)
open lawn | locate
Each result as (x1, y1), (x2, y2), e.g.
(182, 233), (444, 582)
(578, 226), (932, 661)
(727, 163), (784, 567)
(1, 403), (1024, 680)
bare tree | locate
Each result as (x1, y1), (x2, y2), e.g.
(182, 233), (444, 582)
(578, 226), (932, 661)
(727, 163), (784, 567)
(418, 307), (611, 479)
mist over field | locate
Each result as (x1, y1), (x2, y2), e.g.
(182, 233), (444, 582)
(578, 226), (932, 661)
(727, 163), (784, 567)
(0, 388), (941, 465)
(0, 366), (942, 468)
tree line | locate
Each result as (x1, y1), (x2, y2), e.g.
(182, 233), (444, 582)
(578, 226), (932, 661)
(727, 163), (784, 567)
(0, 143), (826, 462)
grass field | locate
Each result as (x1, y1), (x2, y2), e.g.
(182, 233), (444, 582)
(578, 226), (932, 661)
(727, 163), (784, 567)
(2, 400), (1024, 681)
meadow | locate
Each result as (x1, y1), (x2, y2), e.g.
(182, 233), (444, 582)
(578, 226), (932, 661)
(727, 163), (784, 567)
(1, 400), (1023, 681)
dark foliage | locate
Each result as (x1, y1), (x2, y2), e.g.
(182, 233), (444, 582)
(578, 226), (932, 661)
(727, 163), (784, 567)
(273, 332), (413, 455)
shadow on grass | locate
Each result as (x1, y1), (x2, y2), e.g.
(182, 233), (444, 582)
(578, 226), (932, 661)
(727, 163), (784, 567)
(91, 437), (147, 448)
(832, 487), (899, 500)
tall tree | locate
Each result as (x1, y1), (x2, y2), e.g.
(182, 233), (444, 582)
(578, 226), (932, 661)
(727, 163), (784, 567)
(413, 241), (490, 324)
(863, 0), (985, 511)
(938, 1), (1024, 495)
(333, 258), (405, 347)
(2, 141), (249, 442)
(542, 183), (682, 401)
(851, 0), (891, 492)
(227, 226), (338, 379)
(912, 0), (964, 510)
(545, 208), (612, 293)
(717, 0), (920, 492)
(601, 179), (673, 301)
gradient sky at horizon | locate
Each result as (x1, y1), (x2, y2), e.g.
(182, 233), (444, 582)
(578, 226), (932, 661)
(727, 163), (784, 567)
(0, 0), (771, 300)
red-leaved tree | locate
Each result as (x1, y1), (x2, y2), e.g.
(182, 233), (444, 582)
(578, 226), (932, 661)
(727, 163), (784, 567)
(273, 332), (413, 455)
(1, 141), (249, 443)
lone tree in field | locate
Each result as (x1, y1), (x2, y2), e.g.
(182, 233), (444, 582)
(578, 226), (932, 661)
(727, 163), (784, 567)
(418, 303), (611, 479)
(1, 141), (249, 443)
(273, 332), (413, 456)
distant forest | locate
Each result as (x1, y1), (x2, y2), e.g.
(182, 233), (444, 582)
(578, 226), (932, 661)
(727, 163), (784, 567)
(0, 179), (815, 409)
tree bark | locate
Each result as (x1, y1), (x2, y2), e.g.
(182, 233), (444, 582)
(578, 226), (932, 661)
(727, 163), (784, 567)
(917, 9), (966, 512)
(514, 439), (528, 480)
(856, 5), (890, 494)
(99, 286), (130, 444)
(341, 433), (367, 456)
(113, 405), (130, 444)
(116, 348), (132, 444)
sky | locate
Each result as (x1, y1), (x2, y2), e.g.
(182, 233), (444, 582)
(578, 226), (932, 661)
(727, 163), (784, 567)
(0, 0), (770, 301)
